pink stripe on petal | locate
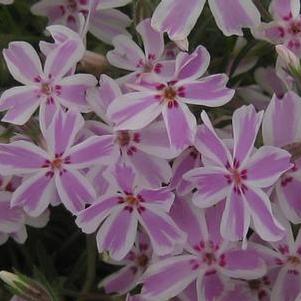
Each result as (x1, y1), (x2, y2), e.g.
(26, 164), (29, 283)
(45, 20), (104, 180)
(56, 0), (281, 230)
(44, 39), (85, 79)
(151, 0), (206, 41)
(113, 164), (136, 193)
(196, 112), (232, 167)
(162, 102), (196, 150)
(89, 9), (131, 44)
(101, 264), (142, 295)
(55, 169), (96, 214)
(185, 167), (229, 208)
(221, 188), (250, 241)
(0, 192), (24, 233)
(269, 0), (300, 20)
(11, 171), (56, 217)
(136, 18), (164, 61)
(96, 208), (138, 260)
(199, 273), (225, 301)
(276, 178), (301, 224)
(243, 187), (285, 241)
(76, 196), (119, 234)
(232, 105), (263, 166)
(271, 266), (301, 301)
(245, 146), (292, 188)
(46, 109), (84, 156)
(138, 187), (174, 212)
(0, 86), (41, 125)
(128, 150), (172, 187)
(108, 92), (162, 130)
(3, 42), (43, 85)
(57, 74), (97, 112)
(107, 35), (145, 71)
(142, 255), (198, 301)
(221, 249), (266, 279)
(0, 141), (48, 174)
(208, 0), (260, 36)
(178, 74), (234, 107)
(170, 195), (207, 250)
(138, 208), (185, 256)
(67, 135), (114, 169)
(263, 92), (301, 147)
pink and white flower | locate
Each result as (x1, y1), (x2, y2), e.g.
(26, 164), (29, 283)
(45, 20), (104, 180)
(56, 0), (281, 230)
(76, 164), (185, 260)
(0, 39), (96, 127)
(0, 109), (114, 216)
(140, 196), (267, 301)
(31, 0), (131, 44)
(107, 46), (234, 150)
(184, 105), (291, 242)
(255, 0), (301, 56)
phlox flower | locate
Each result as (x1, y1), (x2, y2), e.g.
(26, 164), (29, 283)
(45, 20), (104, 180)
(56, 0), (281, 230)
(140, 196), (267, 301)
(151, 0), (261, 47)
(86, 74), (176, 188)
(0, 109), (114, 216)
(184, 104), (291, 242)
(99, 231), (153, 295)
(0, 39), (96, 128)
(76, 164), (185, 260)
(262, 91), (301, 223)
(31, 0), (131, 44)
(107, 18), (176, 87)
(107, 45), (234, 150)
(255, 0), (301, 56)
(250, 210), (301, 301)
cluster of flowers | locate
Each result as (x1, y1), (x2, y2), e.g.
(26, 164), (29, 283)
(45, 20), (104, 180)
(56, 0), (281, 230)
(1, 0), (301, 301)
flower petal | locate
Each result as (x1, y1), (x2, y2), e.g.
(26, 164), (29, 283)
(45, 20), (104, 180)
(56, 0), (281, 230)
(96, 207), (138, 260)
(196, 112), (232, 167)
(232, 105), (263, 166)
(55, 169), (96, 214)
(11, 171), (56, 217)
(3, 41), (43, 85)
(138, 208), (185, 256)
(162, 102), (196, 150)
(245, 146), (292, 188)
(67, 135), (114, 169)
(76, 196), (120, 234)
(269, 0), (300, 20)
(0, 141), (48, 175)
(263, 92), (301, 147)
(221, 188), (250, 241)
(178, 74), (234, 107)
(151, 0), (206, 41)
(141, 255), (198, 300)
(136, 18), (164, 62)
(108, 92), (162, 130)
(44, 39), (85, 79)
(107, 35), (145, 71)
(46, 109), (84, 156)
(0, 86), (40, 125)
(56, 74), (97, 112)
(208, 0), (261, 36)
(184, 167), (230, 208)
(221, 248), (266, 279)
(89, 9), (131, 44)
(243, 186), (285, 241)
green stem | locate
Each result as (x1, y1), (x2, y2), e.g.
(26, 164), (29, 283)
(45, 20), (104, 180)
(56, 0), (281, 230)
(77, 235), (96, 301)
(252, 0), (272, 22)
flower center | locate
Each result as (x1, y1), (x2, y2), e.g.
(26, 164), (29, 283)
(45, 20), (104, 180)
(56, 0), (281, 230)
(288, 255), (301, 265)
(51, 158), (63, 170)
(248, 279), (262, 291)
(41, 83), (52, 96)
(164, 87), (177, 100)
(67, 0), (78, 12)
(137, 254), (149, 267)
(126, 195), (139, 206)
(117, 131), (131, 146)
(202, 253), (216, 265)
(289, 21), (301, 35)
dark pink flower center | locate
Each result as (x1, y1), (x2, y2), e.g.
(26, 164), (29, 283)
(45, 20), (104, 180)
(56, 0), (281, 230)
(137, 254), (149, 267)
(41, 83), (52, 96)
(42, 153), (71, 176)
(67, 0), (78, 12)
(225, 162), (248, 194)
(288, 255), (301, 265)
(117, 131), (131, 146)
(288, 21), (301, 35)
(119, 193), (145, 214)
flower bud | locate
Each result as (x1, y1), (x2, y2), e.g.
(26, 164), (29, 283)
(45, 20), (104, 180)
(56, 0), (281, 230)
(0, 271), (51, 301)
(276, 45), (301, 74)
(79, 50), (108, 76)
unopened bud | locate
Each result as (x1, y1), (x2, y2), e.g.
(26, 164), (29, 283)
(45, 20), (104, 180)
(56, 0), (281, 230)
(79, 50), (108, 76)
(0, 271), (51, 301)
(276, 45), (301, 74)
